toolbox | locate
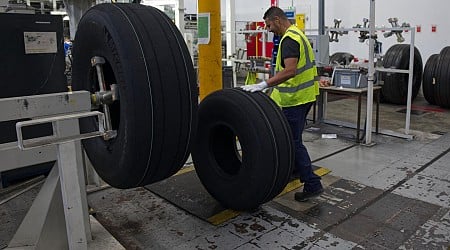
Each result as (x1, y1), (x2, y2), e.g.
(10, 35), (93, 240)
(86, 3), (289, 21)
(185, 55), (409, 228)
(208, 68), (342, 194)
(332, 67), (368, 88)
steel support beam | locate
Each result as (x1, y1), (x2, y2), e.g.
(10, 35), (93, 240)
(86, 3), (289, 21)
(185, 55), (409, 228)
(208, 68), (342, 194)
(364, 0), (375, 145)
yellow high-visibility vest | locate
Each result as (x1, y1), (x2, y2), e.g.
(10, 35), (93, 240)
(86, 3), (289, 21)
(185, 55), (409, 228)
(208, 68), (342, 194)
(270, 25), (319, 107)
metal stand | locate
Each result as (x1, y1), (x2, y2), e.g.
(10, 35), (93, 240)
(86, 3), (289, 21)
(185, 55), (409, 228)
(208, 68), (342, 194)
(1, 91), (106, 250)
(327, 27), (416, 143)
(318, 86), (381, 143)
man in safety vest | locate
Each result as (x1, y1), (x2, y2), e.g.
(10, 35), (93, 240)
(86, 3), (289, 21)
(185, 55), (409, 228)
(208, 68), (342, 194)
(242, 6), (323, 202)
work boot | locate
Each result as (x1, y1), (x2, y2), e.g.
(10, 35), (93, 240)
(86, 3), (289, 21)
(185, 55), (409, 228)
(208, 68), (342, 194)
(294, 188), (324, 202)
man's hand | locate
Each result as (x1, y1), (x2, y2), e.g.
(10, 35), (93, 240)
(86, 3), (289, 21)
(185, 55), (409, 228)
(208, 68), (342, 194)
(241, 81), (268, 92)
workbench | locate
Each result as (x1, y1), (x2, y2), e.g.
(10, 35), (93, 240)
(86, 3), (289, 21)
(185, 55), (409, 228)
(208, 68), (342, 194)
(316, 85), (381, 143)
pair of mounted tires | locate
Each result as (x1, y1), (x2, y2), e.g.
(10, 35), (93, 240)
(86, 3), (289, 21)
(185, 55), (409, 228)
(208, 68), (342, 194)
(72, 4), (293, 211)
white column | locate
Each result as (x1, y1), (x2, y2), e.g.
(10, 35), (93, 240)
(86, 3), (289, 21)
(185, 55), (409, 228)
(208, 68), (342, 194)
(63, 0), (93, 40)
(405, 30), (415, 134)
(225, 0), (235, 66)
(175, 0), (185, 34)
(365, 0), (375, 144)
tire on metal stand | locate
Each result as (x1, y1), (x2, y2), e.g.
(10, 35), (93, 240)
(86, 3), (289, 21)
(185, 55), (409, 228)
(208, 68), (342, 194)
(380, 44), (423, 105)
(72, 4), (197, 188)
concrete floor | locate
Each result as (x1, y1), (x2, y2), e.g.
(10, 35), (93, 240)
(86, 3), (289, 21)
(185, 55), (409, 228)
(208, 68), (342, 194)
(1, 92), (449, 249)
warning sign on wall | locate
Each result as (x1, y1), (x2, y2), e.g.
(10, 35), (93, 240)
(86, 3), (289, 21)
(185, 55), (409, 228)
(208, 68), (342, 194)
(23, 32), (57, 54)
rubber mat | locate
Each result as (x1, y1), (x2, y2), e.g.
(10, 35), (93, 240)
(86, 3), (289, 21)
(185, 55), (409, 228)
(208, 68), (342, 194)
(145, 165), (330, 225)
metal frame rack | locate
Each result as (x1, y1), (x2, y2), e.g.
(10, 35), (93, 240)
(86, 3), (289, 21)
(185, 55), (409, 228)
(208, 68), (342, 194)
(328, 0), (416, 145)
(1, 91), (106, 249)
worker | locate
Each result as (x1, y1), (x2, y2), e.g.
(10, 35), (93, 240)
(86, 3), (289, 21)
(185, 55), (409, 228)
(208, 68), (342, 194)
(241, 6), (323, 202)
(63, 36), (72, 57)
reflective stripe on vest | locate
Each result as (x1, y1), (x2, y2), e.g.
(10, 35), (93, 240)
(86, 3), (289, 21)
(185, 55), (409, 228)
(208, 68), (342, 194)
(274, 76), (320, 93)
(275, 79), (314, 93)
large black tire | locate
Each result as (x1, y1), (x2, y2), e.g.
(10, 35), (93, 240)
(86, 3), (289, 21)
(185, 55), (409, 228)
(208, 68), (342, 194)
(329, 52), (354, 66)
(422, 54), (439, 105)
(380, 44), (423, 105)
(72, 4), (197, 188)
(434, 47), (450, 108)
(192, 89), (294, 211)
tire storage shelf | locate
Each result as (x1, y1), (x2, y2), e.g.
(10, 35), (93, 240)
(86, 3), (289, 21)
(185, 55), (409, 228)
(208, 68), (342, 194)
(328, 26), (419, 138)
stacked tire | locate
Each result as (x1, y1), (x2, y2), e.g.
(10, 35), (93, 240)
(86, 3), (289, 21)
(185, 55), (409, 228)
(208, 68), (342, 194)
(380, 44), (423, 105)
(433, 47), (450, 108)
(422, 54), (439, 105)
(422, 47), (450, 108)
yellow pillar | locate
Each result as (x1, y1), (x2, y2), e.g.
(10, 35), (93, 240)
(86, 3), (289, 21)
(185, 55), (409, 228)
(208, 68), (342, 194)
(198, 0), (222, 101)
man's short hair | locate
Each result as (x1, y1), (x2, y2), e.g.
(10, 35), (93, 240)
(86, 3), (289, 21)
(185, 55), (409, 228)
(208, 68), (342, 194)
(263, 6), (287, 20)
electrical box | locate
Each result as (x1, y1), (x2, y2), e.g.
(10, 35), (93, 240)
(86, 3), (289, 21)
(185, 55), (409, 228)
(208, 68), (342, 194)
(295, 13), (306, 32)
(0, 13), (65, 186)
(332, 68), (368, 88)
(0, 14), (66, 99)
(0, 13), (66, 143)
(307, 34), (329, 66)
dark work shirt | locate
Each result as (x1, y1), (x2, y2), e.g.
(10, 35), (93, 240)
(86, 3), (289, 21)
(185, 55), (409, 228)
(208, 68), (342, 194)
(280, 37), (300, 68)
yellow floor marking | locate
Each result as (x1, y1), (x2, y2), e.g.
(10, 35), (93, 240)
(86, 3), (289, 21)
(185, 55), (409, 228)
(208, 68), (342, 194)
(174, 165), (241, 225)
(174, 165), (195, 176)
(207, 209), (241, 226)
(314, 167), (331, 177)
(277, 167), (331, 197)
(279, 179), (302, 196)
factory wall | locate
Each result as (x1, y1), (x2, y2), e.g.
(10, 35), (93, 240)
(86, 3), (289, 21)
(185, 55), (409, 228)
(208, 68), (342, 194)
(184, 0), (449, 64)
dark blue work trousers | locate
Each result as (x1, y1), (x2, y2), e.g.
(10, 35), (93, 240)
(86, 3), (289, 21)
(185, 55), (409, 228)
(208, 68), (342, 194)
(282, 102), (323, 193)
